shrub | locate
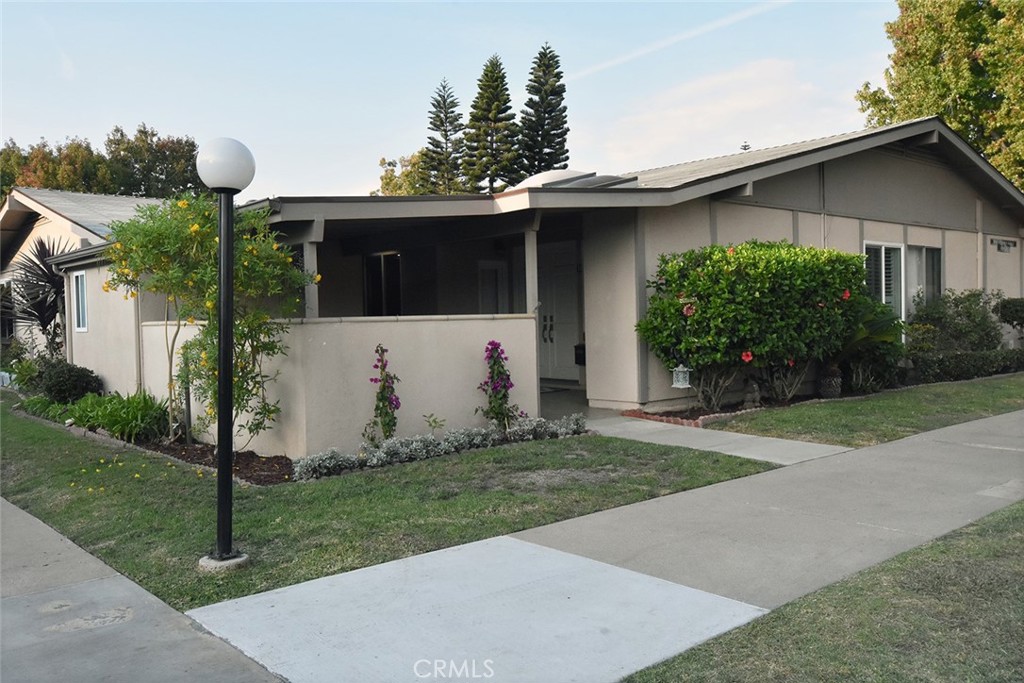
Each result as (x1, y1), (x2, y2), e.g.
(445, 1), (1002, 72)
(0, 339), (28, 372)
(994, 297), (1024, 343)
(37, 358), (103, 404)
(637, 241), (867, 409)
(65, 393), (108, 430)
(908, 289), (1003, 354)
(19, 394), (57, 418)
(913, 349), (1024, 383)
(99, 391), (169, 443)
(294, 414), (588, 480)
(11, 357), (40, 393)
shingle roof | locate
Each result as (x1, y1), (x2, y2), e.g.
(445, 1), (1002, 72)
(627, 117), (940, 189)
(14, 187), (163, 238)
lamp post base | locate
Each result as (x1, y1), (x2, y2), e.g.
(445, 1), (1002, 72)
(198, 553), (250, 573)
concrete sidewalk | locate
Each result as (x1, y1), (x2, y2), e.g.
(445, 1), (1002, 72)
(0, 499), (282, 683)
(6, 412), (1022, 682)
(187, 411), (1023, 682)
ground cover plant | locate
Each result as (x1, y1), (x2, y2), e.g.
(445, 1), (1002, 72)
(708, 373), (1024, 447)
(625, 500), (1024, 683)
(0, 389), (773, 611)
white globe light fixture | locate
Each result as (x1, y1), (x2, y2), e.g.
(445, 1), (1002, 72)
(196, 137), (254, 569)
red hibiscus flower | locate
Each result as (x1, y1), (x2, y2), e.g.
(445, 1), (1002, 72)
(741, 350), (753, 363)
(842, 289), (851, 301)
(787, 358), (795, 367)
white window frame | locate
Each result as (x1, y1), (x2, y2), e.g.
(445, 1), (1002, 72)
(864, 242), (905, 320)
(72, 271), (88, 332)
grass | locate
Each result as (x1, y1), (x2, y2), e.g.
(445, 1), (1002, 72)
(0, 390), (773, 611)
(709, 373), (1024, 447)
(625, 499), (1024, 683)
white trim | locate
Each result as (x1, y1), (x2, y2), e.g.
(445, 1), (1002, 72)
(863, 241), (906, 320)
(72, 270), (88, 332)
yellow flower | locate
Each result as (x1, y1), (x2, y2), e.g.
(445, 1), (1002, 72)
(129, 290), (137, 299)
(313, 273), (322, 284)
(69, 482), (76, 487)
(243, 260), (249, 267)
(190, 223), (200, 233)
(214, 236), (219, 244)
(99, 458), (105, 463)
(102, 281), (111, 292)
(205, 300), (214, 310)
(178, 200), (189, 208)
(272, 243), (280, 250)
(187, 316), (195, 325)
(134, 473), (141, 479)
(114, 242), (122, 249)
(287, 256), (293, 263)
(87, 487), (94, 493)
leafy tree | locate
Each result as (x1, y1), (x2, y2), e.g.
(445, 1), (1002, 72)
(463, 55), (521, 193)
(15, 141), (59, 190)
(6, 237), (73, 357)
(856, 0), (1024, 187)
(54, 138), (116, 194)
(371, 151), (430, 196)
(105, 194), (315, 444)
(104, 124), (202, 197)
(519, 44), (569, 177)
(1, 139), (26, 199)
(421, 79), (468, 194)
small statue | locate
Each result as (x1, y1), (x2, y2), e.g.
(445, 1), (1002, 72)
(742, 380), (762, 410)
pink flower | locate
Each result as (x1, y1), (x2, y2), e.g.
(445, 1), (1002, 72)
(682, 303), (696, 317)
(741, 350), (753, 363)
(842, 289), (851, 301)
(787, 358), (795, 367)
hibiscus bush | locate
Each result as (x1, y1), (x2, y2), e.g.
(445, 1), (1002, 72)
(637, 241), (869, 409)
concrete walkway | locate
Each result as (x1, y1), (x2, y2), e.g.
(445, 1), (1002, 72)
(0, 499), (282, 683)
(5, 411), (1023, 682)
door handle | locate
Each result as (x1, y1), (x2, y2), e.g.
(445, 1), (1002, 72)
(549, 315), (554, 343)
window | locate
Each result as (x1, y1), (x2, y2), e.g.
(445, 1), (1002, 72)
(865, 244), (903, 318)
(72, 271), (88, 331)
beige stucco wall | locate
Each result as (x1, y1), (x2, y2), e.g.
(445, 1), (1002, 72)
(944, 230), (981, 290)
(863, 220), (903, 245)
(65, 264), (139, 395)
(582, 209), (640, 408)
(715, 203), (792, 245)
(984, 235), (1022, 295)
(908, 226), (943, 248)
(139, 315), (537, 458)
(244, 315), (539, 458)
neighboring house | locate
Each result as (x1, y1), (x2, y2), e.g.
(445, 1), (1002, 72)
(22, 117), (1024, 458)
(0, 188), (164, 358)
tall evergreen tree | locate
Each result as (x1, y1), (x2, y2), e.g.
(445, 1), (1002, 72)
(421, 79), (468, 195)
(519, 44), (569, 177)
(463, 55), (521, 193)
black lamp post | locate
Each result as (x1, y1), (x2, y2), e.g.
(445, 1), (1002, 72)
(196, 138), (255, 563)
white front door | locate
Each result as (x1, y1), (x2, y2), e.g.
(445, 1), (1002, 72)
(538, 241), (580, 381)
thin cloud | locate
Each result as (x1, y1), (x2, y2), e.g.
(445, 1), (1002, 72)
(569, 1), (793, 82)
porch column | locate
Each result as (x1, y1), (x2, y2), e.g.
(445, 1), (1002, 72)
(524, 213), (540, 313)
(304, 215), (324, 319)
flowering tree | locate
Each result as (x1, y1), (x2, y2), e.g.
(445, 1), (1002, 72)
(476, 339), (523, 433)
(362, 343), (401, 447)
(637, 241), (867, 409)
(105, 193), (315, 443)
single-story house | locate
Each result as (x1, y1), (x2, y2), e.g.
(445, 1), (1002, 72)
(0, 188), (164, 353)
(6, 116), (1024, 458)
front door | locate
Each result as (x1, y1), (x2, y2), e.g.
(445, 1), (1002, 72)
(538, 241), (580, 381)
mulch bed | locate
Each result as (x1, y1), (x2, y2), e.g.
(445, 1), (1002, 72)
(144, 441), (294, 486)
(623, 396), (818, 427)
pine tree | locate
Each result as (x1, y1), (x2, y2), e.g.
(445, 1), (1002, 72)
(463, 55), (521, 193)
(519, 44), (569, 177)
(421, 79), (467, 195)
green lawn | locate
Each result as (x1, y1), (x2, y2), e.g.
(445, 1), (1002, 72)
(709, 373), (1024, 447)
(625, 499), (1024, 683)
(0, 391), (772, 610)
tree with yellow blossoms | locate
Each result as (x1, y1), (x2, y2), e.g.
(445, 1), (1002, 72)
(105, 193), (315, 444)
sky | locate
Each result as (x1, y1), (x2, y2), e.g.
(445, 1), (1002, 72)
(1, 1), (898, 203)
